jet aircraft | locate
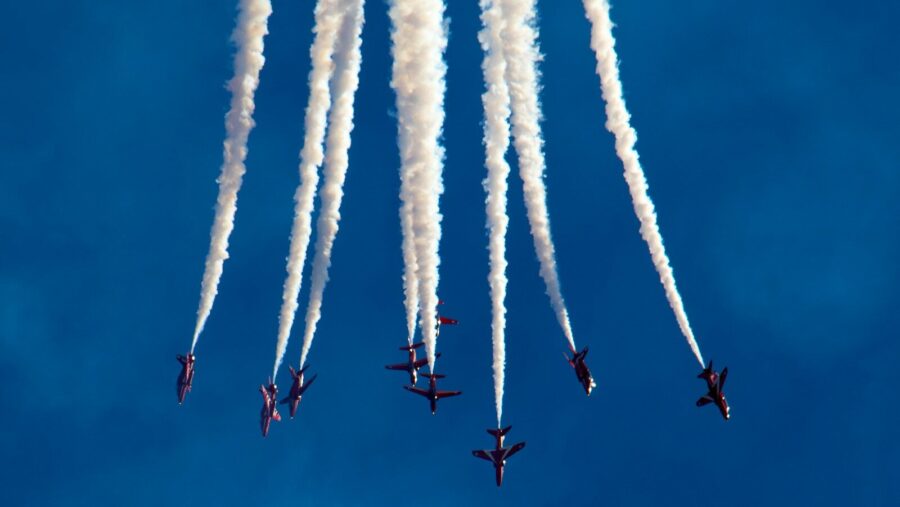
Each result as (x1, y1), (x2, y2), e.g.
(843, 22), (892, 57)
(176, 353), (195, 404)
(696, 361), (730, 420)
(565, 346), (596, 396)
(472, 425), (526, 487)
(385, 342), (442, 385)
(403, 373), (461, 414)
(435, 300), (458, 336)
(280, 365), (317, 419)
(259, 381), (281, 437)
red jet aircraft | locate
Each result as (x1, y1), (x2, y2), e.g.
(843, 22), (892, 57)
(280, 365), (317, 419)
(472, 425), (526, 487)
(259, 381), (281, 437)
(385, 342), (442, 385)
(175, 353), (195, 404)
(403, 373), (461, 414)
(696, 361), (730, 420)
(565, 346), (596, 396)
(435, 300), (458, 336)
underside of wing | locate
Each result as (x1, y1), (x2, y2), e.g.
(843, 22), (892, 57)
(404, 386), (430, 398)
(386, 363), (408, 371)
(300, 374), (317, 393)
(696, 395), (713, 407)
(472, 450), (493, 463)
(436, 390), (462, 399)
(506, 442), (526, 459)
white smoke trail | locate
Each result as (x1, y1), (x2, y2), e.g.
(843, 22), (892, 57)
(271, 0), (346, 378)
(582, 0), (704, 367)
(298, 0), (366, 368)
(399, 202), (419, 347)
(190, 0), (273, 353)
(501, 0), (576, 351)
(389, 0), (448, 371)
(478, 0), (512, 427)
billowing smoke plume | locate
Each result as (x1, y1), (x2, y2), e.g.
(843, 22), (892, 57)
(389, 0), (449, 370)
(299, 0), (366, 368)
(191, 0), (273, 353)
(502, 0), (576, 351)
(272, 0), (346, 378)
(478, 0), (512, 426)
(583, 0), (704, 367)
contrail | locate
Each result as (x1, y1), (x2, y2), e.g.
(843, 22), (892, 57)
(298, 0), (366, 369)
(190, 0), (273, 353)
(501, 0), (576, 351)
(479, 0), (512, 426)
(389, 0), (448, 370)
(271, 0), (346, 378)
(582, 0), (704, 367)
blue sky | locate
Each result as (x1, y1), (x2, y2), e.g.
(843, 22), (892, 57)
(1, 1), (898, 505)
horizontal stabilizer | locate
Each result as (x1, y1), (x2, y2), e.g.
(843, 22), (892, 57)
(487, 425), (512, 438)
(422, 373), (446, 379)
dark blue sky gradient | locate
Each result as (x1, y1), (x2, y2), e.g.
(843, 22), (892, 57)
(1, 1), (899, 505)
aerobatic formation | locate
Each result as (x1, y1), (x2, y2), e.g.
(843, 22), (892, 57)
(176, 0), (731, 487)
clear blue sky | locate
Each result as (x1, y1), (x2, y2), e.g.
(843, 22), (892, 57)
(1, 1), (898, 505)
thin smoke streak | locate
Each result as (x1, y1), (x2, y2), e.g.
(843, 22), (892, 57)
(582, 0), (704, 366)
(299, 0), (366, 368)
(272, 0), (347, 378)
(191, 0), (273, 353)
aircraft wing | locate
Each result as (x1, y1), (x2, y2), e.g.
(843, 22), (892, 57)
(413, 357), (429, 369)
(300, 374), (317, 393)
(505, 442), (526, 459)
(696, 395), (713, 407)
(403, 386), (430, 398)
(385, 363), (409, 371)
(435, 390), (462, 399)
(718, 368), (728, 389)
(472, 450), (493, 463)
